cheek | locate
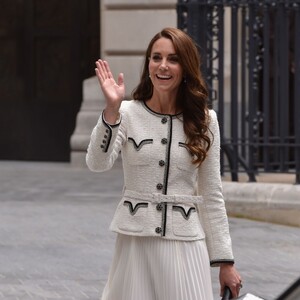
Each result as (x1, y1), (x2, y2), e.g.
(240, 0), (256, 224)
(148, 61), (157, 72)
(148, 66), (155, 77)
(176, 69), (183, 80)
(148, 65), (157, 81)
(175, 65), (183, 76)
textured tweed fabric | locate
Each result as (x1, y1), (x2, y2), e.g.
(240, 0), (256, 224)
(86, 100), (235, 299)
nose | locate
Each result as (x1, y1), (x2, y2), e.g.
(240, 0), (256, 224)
(159, 59), (168, 70)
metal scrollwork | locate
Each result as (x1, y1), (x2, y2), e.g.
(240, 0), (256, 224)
(178, 0), (300, 183)
(206, 3), (222, 103)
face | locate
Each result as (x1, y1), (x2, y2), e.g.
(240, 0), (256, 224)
(148, 37), (183, 96)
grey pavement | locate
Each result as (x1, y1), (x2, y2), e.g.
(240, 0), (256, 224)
(0, 161), (299, 300)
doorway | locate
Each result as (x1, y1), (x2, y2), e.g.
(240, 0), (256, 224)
(0, 0), (100, 161)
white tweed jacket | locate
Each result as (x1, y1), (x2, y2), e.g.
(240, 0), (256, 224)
(86, 100), (234, 266)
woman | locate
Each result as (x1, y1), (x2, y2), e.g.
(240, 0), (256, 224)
(86, 27), (242, 300)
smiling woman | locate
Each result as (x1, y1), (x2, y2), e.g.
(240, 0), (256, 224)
(87, 27), (242, 300)
(147, 37), (183, 107)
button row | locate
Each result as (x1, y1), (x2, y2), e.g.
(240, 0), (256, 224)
(155, 204), (163, 234)
(155, 116), (168, 236)
(100, 129), (110, 152)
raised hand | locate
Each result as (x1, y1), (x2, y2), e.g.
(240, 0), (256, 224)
(95, 59), (125, 123)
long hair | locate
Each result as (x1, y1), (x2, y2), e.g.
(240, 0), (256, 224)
(132, 27), (212, 165)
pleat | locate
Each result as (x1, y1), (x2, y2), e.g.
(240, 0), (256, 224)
(101, 234), (214, 300)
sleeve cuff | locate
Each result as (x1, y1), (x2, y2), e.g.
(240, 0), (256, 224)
(99, 111), (121, 153)
(102, 110), (121, 127)
(210, 259), (235, 267)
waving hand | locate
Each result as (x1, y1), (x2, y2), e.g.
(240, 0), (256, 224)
(95, 59), (125, 123)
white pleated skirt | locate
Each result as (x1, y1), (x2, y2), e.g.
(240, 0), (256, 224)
(101, 234), (214, 300)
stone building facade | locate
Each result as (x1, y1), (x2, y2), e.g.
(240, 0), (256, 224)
(71, 0), (177, 166)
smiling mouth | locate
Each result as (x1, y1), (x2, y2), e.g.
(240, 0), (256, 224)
(156, 74), (172, 80)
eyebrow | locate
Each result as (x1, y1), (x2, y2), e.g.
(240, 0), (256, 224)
(151, 52), (178, 56)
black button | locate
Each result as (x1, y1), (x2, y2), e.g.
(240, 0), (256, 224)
(161, 117), (167, 124)
(156, 183), (163, 190)
(104, 135), (108, 138)
(100, 145), (104, 149)
(156, 203), (163, 211)
(159, 160), (165, 167)
(155, 227), (162, 234)
(102, 140), (107, 144)
(105, 129), (109, 133)
(161, 138), (168, 145)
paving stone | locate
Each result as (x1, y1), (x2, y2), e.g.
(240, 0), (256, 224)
(0, 161), (299, 300)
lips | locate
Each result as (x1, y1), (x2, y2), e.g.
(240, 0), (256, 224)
(156, 74), (172, 80)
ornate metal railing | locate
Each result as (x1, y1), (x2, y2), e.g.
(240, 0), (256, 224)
(177, 0), (300, 184)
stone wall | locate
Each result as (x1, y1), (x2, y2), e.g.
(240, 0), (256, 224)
(70, 0), (177, 166)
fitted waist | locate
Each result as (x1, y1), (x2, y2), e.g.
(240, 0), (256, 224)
(110, 189), (205, 241)
(123, 190), (203, 204)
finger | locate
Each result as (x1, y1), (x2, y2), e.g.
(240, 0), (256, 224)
(232, 281), (242, 298)
(95, 68), (103, 85)
(238, 280), (243, 294)
(95, 60), (106, 83)
(219, 282), (224, 297)
(117, 73), (124, 87)
(229, 286), (238, 299)
(103, 60), (113, 79)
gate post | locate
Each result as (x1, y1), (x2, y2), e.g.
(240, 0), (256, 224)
(177, 0), (209, 78)
(294, 3), (300, 184)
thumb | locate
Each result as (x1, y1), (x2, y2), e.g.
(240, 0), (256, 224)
(220, 285), (225, 297)
(117, 73), (124, 87)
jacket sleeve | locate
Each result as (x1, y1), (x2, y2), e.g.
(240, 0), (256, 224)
(86, 111), (126, 172)
(197, 109), (234, 267)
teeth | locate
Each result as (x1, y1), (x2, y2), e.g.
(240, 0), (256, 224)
(157, 74), (172, 80)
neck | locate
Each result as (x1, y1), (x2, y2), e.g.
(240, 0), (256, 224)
(148, 92), (179, 115)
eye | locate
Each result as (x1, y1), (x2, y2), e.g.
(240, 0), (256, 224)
(151, 54), (161, 62)
(168, 55), (179, 63)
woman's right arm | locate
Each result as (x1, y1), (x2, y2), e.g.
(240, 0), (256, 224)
(86, 59), (126, 172)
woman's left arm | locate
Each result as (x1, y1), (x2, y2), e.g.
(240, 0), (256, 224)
(197, 110), (242, 297)
(197, 110), (234, 265)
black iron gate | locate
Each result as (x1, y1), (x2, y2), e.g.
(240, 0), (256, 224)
(178, 0), (300, 184)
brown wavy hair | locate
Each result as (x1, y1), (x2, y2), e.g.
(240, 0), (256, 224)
(132, 27), (212, 165)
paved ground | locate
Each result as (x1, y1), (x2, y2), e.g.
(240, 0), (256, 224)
(0, 161), (299, 300)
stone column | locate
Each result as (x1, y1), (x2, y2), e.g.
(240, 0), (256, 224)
(70, 0), (177, 167)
